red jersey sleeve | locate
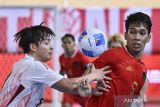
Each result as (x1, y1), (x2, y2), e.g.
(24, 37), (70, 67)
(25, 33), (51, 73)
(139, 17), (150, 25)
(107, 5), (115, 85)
(92, 49), (115, 69)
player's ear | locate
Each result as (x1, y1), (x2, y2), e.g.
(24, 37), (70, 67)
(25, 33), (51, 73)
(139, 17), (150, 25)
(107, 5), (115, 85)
(146, 34), (151, 43)
(73, 42), (76, 46)
(124, 32), (127, 40)
(29, 43), (38, 52)
(62, 44), (64, 48)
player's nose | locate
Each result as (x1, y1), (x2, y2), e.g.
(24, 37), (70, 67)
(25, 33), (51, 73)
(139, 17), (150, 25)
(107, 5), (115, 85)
(49, 44), (54, 50)
(134, 33), (141, 40)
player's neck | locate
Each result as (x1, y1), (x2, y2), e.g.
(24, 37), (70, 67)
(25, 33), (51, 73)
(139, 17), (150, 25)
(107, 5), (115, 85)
(126, 46), (143, 59)
(28, 52), (44, 62)
(65, 49), (76, 58)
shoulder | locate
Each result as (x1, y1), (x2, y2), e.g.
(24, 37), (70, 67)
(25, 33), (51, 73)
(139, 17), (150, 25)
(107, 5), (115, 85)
(103, 47), (124, 55)
(13, 57), (34, 69)
(76, 50), (84, 57)
(97, 47), (124, 61)
(76, 51), (89, 59)
(33, 61), (49, 71)
(139, 61), (147, 71)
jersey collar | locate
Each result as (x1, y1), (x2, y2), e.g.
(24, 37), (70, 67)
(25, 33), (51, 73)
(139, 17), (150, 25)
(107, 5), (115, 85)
(64, 49), (77, 58)
(25, 54), (35, 60)
(123, 46), (142, 61)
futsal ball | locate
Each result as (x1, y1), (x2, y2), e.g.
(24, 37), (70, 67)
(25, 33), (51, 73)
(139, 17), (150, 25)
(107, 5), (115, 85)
(78, 28), (107, 57)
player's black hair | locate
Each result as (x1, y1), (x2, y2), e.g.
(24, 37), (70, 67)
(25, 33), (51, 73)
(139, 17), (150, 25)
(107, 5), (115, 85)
(61, 33), (75, 42)
(14, 23), (55, 53)
(125, 12), (152, 34)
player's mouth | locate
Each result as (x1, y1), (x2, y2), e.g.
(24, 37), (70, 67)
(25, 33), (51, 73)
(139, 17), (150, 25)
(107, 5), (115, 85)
(49, 52), (52, 55)
(132, 43), (141, 48)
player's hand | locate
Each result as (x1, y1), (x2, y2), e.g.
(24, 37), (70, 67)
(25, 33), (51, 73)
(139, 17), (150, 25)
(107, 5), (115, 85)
(89, 63), (112, 82)
(78, 79), (91, 97)
(92, 80), (111, 96)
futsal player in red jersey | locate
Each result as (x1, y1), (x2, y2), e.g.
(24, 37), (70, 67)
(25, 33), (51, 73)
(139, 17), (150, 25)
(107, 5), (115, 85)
(86, 12), (152, 107)
(59, 34), (90, 107)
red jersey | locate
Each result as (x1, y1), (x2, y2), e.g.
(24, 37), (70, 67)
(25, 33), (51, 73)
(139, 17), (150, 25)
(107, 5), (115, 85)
(86, 47), (147, 107)
(59, 50), (90, 107)
(59, 50), (89, 78)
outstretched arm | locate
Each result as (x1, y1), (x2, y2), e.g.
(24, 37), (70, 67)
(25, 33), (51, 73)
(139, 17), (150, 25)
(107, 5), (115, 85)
(51, 64), (111, 96)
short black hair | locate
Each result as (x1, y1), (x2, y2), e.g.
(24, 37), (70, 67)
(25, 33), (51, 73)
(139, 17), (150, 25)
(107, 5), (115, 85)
(14, 24), (55, 53)
(125, 12), (152, 34)
(61, 33), (75, 42)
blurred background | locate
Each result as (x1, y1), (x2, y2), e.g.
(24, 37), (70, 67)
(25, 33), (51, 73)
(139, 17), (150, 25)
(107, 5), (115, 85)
(0, 0), (160, 107)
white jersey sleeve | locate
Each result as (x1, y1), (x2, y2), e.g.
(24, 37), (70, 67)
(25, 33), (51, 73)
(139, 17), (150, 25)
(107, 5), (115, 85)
(23, 61), (63, 87)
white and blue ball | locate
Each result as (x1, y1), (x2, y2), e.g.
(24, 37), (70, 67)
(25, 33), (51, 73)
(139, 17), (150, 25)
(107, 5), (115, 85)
(78, 28), (107, 57)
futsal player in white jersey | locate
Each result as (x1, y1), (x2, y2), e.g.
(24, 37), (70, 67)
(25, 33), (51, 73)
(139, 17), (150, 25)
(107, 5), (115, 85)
(0, 24), (111, 107)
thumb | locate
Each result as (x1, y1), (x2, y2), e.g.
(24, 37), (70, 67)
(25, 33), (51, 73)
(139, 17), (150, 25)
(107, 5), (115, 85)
(85, 63), (93, 74)
(90, 63), (96, 71)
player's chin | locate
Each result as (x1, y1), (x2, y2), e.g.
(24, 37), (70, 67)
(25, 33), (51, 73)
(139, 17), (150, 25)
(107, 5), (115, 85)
(132, 48), (142, 54)
(44, 56), (52, 62)
(47, 56), (52, 60)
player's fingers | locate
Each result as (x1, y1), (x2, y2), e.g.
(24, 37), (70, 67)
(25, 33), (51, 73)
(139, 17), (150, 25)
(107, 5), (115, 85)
(105, 85), (111, 89)
(97, 81), (111, 89)
(80, 79), (90, 89)
(84, 79), (87, 86)
(84, 79), (89, 88)
(83, 79), (86, 86)
(81, 79), (86, 87)
(97, 86), (109, 92)
(105, 81), (109, 84)
(94, 92), (103, 96)
(98, 80), (107, 88)
(78, 79), (81, 86)
(103, 70), (112, 75)
(101, 65), (111, 71)
(103, 75), (112, 80)
(80, 79), (83, 87)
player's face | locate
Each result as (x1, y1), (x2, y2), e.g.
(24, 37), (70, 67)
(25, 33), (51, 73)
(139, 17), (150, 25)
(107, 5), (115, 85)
(35, 36), (54, 62)
(62, 37), (75, 53)
(109, 41), (122, 48)
(125, 23), (151, 54)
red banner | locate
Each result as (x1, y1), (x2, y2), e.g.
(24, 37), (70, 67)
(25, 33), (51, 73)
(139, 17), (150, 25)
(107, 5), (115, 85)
(60, 8), (160, 54)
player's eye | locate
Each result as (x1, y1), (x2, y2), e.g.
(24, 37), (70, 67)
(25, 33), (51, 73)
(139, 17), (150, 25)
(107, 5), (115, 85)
(45, 42), (49, 44)
(43, 41), (49, 44)
(140, 31), (147, 36)
(129, 30), (136, 35)
(44, 39), (50, 44)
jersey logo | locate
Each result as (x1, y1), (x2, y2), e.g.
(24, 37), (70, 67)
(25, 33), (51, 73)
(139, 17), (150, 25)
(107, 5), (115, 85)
(126, 66), (132, 72)
(131, 81), (138, 95)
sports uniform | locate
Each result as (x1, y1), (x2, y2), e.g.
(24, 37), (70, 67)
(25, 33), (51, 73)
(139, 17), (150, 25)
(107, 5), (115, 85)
(0, 55), (63, 107)
(86, 47), (146, 107)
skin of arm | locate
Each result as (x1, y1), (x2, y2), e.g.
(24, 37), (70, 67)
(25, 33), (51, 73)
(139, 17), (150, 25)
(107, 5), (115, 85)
(51, 64), (111, 96)
(83, 63), (112, 96)
(139, 78), (148, 100)
(131, 78), (148, 106)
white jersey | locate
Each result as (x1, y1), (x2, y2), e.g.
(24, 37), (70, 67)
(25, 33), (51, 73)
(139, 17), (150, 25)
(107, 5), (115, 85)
(0, 54), (63, 107)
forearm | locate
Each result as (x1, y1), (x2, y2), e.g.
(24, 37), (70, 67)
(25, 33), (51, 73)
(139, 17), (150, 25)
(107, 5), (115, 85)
(140, 79), (148, 95)
(66, 73), (96, 94)
(52, 64), (109, 95)
(52, 73), (96, 95)
(58, 78), (80, 94)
